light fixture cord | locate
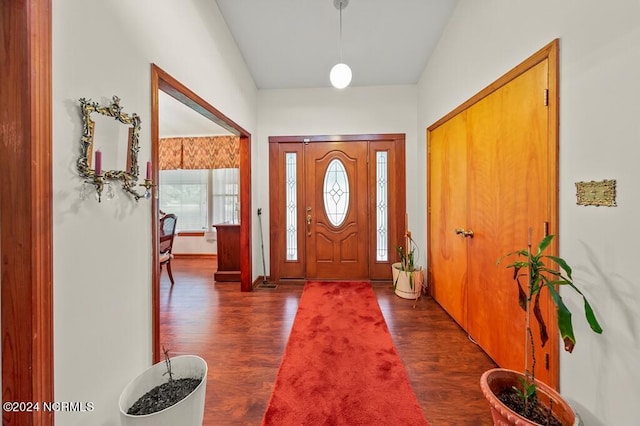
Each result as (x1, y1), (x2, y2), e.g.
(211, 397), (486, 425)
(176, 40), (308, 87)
(339, 3), (344, 62)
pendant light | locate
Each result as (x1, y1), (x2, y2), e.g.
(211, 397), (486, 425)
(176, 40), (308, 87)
(330, 0), (352, 89)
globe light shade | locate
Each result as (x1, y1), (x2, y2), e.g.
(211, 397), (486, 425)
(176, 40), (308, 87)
(330, 63), (352, 89)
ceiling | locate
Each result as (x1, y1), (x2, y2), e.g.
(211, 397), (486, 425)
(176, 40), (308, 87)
(159, 1), (459, 137)
(215, 0), (459, 90)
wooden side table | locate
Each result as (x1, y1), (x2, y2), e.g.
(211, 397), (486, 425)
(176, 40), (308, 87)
(213, 224), (241, 282)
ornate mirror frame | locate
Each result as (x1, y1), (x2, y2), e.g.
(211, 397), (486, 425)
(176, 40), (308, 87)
(78, 96), (150, 201)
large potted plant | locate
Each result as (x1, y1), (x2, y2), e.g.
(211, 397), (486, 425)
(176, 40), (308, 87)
(392, 231), (424, 300)
(481, 231), (603, 425)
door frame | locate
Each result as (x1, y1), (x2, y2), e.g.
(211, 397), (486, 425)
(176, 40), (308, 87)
(150, 64), (253, 363)
(268, 133), (406, 283)
(1, 1), (54, 424)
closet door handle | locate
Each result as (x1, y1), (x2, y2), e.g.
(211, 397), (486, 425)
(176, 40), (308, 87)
(454, 227), (474, 238)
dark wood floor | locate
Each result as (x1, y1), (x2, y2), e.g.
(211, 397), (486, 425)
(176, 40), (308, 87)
(160, 258), (496, 425)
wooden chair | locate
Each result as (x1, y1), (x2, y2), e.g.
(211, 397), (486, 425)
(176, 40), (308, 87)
(159, 213), (177, 285)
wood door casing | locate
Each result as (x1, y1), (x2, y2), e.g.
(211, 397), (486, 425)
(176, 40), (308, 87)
(1, 1), (54, 424)
(427, 40), (559, 387)
(268, 134), (406, 283)
(305, 142), (368, 279)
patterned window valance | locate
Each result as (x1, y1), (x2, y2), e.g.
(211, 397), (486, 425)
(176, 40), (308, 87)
(159, 138), (182, 170)
(159, 136), (239, 170)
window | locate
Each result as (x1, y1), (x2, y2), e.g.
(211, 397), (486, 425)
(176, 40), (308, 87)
(323, 159), (349, 227)
(285, 152), (297, 260)
(212, 168), (239, 224)
(159, 169), (208, 231)
(376, 151), (388, 261)
(159, 168), (239, 231)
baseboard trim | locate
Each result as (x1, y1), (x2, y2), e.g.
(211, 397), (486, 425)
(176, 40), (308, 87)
(173, 253), (217, 260)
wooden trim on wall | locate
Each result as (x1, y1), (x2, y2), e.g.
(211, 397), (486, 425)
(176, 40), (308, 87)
(150, 64), (162, 368)
(151, 64), (253, 363)
(544, 39), (560, 391)
(0, 0), (54, 424)
(176, 231), (206, 237)
(239, 135), (252, 291)
(173, 254), (217, 260)
(269, 133), (406, 144)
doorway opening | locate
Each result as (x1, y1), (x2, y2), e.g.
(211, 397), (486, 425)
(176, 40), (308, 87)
(151, 64), (253, 363)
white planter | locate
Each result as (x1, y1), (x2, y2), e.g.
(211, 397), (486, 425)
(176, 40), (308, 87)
(119, 355), (207, 426)
(392, 262), (424, 299)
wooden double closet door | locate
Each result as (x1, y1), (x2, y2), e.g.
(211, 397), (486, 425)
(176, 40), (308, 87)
(269, 134), (406, 282)
(428, 41), (560, 387)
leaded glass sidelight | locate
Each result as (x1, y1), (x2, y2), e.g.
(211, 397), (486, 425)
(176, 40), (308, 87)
(285, 153), (297, 260)
(376, 152), (388, 261)
(323, 159), (349, 227)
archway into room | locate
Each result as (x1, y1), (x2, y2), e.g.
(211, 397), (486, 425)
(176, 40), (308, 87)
(150, 64), (253, 363)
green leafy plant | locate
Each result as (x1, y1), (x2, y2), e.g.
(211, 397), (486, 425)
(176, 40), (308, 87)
(512, 377), (537, 415)
(394, 231), (421, 290)
(162, 346), (173, 381)
(497, 231), (603, 420)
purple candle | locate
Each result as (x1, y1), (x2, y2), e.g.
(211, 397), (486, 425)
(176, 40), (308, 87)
(146, 161), (151, 180)
(95, 150), (102, 176)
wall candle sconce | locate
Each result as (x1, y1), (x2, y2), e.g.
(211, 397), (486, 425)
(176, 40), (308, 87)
(77, 96), (154, 202)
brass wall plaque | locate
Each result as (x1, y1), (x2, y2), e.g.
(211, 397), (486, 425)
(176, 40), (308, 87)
(576, 179), (616, 207)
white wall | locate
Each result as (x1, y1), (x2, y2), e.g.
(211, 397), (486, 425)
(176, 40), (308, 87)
(172, 233), (217, 255)
(52, 1), (256, 424)
(256, 85), (421, 273)
(418, 1), (640, 424)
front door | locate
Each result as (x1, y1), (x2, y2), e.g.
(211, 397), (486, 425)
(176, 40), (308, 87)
(304, 142), (368, 279)
(268, 134), (406, 283)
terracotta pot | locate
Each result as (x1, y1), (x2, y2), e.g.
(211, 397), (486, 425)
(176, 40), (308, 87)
(480, 368), (577, 426)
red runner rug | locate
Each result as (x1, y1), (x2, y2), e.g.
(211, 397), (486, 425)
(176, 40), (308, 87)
(262, 281), (429, 425)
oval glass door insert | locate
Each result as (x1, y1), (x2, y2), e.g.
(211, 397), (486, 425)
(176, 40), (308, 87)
(323, 159), (349, 226)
